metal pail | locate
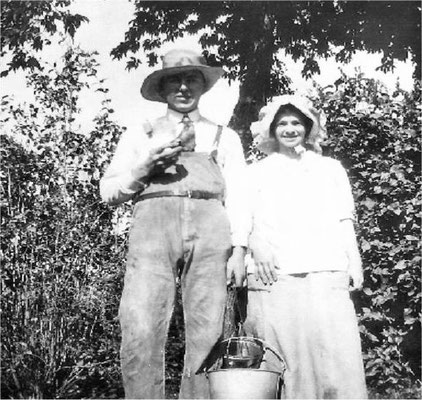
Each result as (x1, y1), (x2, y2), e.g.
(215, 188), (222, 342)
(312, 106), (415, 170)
(208, 369), (281, 399)
(222, 337), (264, 369)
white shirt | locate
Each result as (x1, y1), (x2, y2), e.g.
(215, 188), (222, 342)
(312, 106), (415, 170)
(100, 108), (248, 247)
(246, 151), (355, 274)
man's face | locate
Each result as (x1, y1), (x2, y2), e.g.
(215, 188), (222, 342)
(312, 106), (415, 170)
(160, 70), (206, 113)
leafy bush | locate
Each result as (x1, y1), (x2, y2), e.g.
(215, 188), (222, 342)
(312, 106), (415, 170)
(319, 75), (421, 395)
(1, 47), (126, 399)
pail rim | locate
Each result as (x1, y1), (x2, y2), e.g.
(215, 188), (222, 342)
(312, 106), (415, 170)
(207, 369), (281, 375)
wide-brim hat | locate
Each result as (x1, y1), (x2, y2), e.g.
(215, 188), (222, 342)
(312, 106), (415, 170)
(250, 95), (327, 154)
(141, 49), (224, 103)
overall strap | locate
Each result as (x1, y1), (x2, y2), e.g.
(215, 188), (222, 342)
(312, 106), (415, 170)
(210, 125), (223, 159)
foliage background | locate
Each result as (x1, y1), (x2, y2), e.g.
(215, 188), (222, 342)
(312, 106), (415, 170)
(319, 78), (421, 398)
(1, 1), (421, 399)
(2, 50), (421, 399)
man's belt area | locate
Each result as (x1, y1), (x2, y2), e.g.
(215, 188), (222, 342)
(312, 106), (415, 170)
(134, 190), (224, 203)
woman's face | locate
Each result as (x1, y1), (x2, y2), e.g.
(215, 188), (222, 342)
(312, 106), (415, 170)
(274, 110), (307, 151)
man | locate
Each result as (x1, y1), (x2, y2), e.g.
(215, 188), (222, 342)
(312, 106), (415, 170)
(100, 48), (247, 399)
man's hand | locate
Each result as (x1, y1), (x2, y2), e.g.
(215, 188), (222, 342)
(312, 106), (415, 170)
(150, 139), (183, 173)
(131, 140), (183, 181)
(226, 246), (246, 287)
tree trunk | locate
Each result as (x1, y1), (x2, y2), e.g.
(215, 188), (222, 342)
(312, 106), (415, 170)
(228, 10), (276, 155)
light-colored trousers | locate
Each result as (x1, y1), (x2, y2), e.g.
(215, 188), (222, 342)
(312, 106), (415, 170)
(245, 271), (368, 399)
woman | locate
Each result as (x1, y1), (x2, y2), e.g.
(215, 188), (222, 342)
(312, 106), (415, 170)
(244, 95), (367, 399)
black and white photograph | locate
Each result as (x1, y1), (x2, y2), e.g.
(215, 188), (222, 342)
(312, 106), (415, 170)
(1, 1), (421, 399)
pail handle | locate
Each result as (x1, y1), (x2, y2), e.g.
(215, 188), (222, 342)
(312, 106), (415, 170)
(261, 339), (288, 373)
(219, 336), (287, 373)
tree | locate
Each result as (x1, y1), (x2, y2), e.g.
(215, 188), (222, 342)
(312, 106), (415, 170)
(111, 1), (421, 151)
(1, 47), (127, 399)
(0, 0), (88, 76)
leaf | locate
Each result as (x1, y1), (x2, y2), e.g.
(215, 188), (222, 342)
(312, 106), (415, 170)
(362, 197), (377, 210)
(361, 239), (371, 252)
(394, 260), (406, 270)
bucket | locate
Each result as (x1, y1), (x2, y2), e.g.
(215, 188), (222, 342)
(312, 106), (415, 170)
(221, 337), (264, 369)
(203, 337), (286, 399)
(208, 369), (281, 399)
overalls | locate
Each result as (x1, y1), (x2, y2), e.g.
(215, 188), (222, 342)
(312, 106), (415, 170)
(119, 126), (232, 399)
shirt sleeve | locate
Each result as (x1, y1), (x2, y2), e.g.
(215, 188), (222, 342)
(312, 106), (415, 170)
(99, 125), (152, 206)
(333, 160), (356, 221)
(218, 127), (251, 247)
(245, 161), (271, 252)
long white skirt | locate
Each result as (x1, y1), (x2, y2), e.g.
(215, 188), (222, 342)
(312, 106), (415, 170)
(245, 271), (367, 399)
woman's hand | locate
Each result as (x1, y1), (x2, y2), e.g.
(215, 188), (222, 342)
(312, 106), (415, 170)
(341, 219), (364, 291)
(252, 244), (278, 285)
(348, 258), (364, 290)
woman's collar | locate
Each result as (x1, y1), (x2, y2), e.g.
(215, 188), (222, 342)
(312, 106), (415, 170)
(272, 144), (307, 160)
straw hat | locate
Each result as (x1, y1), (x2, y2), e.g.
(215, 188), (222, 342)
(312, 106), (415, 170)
(250, 95), (327, 154)
(141, 49), (224, 102)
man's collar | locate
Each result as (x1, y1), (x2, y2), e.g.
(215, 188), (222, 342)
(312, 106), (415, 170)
(166, 108), (201, 123)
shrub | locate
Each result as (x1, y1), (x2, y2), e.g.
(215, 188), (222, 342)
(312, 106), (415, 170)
(319, 75), (421, 394)
(1, 47), (126, 399)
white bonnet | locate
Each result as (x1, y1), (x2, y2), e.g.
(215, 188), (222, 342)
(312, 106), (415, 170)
(250, 95), (327, 154)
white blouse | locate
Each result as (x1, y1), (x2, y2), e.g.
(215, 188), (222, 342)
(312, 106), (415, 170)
(247, 151), (356, 274)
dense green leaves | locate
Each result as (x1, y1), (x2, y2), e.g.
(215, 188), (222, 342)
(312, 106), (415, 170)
(1, 47), (126, 399)
(113, 2), (421, 77)
(1, 0), (88, 76)
(318, 76), (421, 394)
